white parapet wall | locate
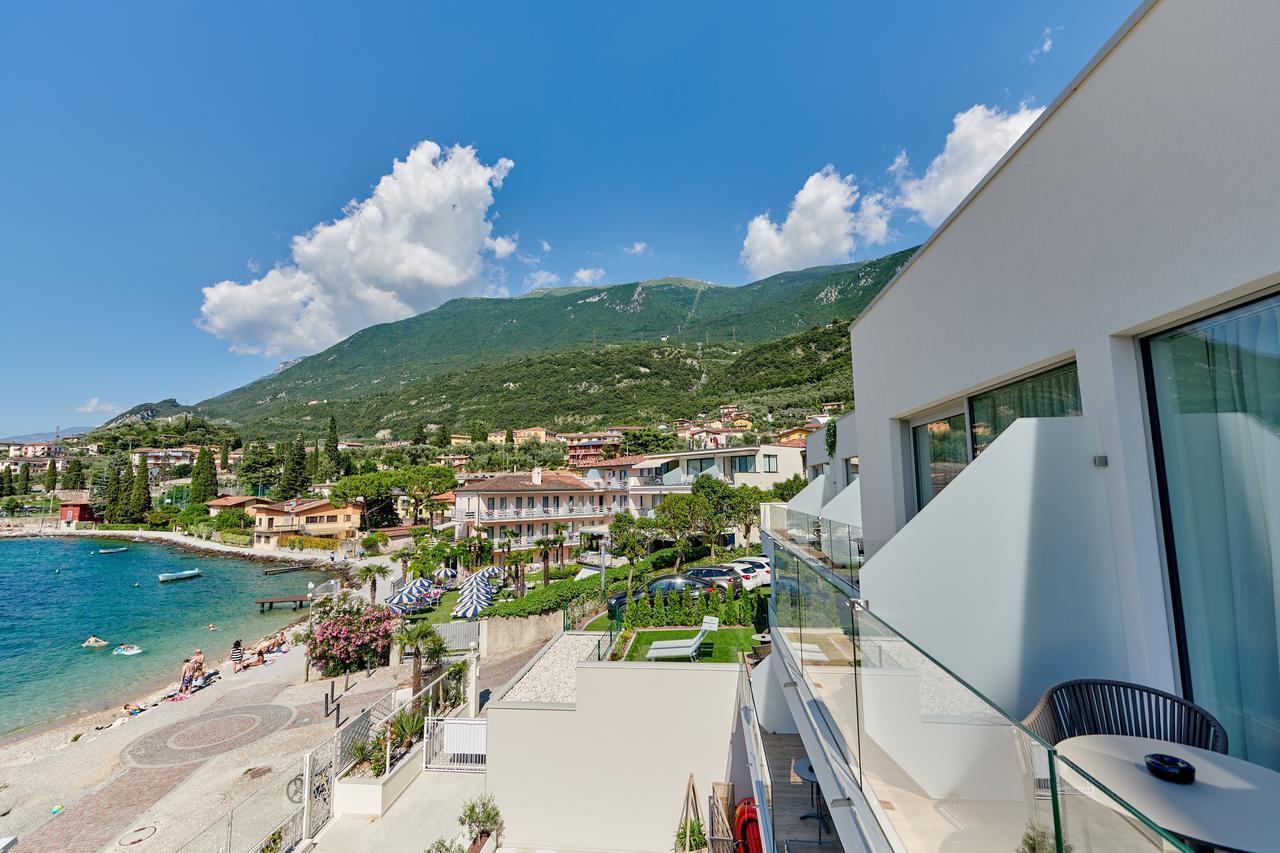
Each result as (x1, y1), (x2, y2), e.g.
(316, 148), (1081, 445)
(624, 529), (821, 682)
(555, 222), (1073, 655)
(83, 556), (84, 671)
(859, 417), (1132, 717)
(486, 660), (739, 852)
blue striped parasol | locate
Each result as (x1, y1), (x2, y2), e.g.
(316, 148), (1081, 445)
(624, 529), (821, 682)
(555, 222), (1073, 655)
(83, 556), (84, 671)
(480, 566), (503, 579)
(451, 599), (484, 619)
(385, 589), (425, 611)
(403, 578), (435, 598)
(458, 584), (492, 603)
(432, 567), (457, 580)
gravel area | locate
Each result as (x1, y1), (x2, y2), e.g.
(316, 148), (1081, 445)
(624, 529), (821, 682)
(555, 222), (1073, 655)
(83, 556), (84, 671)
(499, 633), (602, 705)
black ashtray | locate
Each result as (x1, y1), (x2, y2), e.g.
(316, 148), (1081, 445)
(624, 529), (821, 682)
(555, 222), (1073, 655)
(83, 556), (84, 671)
(1145, 752), (1195, 784)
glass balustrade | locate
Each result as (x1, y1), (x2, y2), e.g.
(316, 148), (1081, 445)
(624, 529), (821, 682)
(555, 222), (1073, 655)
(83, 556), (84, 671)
(762, 511), (1191, 853)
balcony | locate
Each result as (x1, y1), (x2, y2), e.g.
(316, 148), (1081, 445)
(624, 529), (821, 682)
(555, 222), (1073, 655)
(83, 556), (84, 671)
(761, 507), (1193, 853)
(476, 504), (613, 522)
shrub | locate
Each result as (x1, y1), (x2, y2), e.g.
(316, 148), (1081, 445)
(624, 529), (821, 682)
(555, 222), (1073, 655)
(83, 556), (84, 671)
(220, 531), (252, 547)
(98, 523), (146, 531)
(676, 817), (707, 852)
(212, 507), (251, 532)
(280, 535), (340, 551)
(458, 793), (503, 840)
(297, 593), (398, 676)
(650, 544), (710, 572)
(425, 841), (465, 853)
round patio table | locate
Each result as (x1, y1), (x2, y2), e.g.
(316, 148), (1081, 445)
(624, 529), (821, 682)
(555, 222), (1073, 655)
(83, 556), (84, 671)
(1057, 734), (1280, 852)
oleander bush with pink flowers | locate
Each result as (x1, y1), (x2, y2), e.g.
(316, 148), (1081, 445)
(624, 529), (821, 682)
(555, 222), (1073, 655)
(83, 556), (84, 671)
(295, 592), (398, 676)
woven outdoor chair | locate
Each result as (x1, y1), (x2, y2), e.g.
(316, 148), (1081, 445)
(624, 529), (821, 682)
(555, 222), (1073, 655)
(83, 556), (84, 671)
(1023, 678), (1228, 754)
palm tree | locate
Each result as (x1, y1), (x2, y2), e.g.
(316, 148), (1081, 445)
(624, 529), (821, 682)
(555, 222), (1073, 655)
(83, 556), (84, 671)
(509, 549), (532, 597)
(356, 562), (392, 606)
(552, 522), (569, 565)
(535, 537), (555, 586)
(394, 619), (448, 709)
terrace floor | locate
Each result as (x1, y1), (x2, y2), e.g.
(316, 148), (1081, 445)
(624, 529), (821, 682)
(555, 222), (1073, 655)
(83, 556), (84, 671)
(763, 733), (845, 852)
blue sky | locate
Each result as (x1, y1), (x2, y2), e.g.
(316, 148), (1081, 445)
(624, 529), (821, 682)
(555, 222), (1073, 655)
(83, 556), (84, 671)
(0, 1), (1135, 437)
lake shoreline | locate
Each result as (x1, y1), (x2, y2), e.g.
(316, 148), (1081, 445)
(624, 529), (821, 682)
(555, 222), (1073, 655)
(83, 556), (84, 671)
(0, 535), (348, 746)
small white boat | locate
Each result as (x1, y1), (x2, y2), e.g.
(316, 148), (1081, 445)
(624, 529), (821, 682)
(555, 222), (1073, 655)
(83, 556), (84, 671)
(97, 547), (128, 555)
(158, 569), (202, 583)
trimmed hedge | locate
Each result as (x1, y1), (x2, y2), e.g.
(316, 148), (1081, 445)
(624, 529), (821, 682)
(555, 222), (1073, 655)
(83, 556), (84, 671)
(98, 523), (147, 531)
(220, 532), (252, 547)
(280, 535), (340, 551)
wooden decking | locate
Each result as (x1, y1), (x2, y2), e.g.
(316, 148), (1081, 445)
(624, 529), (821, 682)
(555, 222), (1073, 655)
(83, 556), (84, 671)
(255, 594), (312, 612)
(762, 733), (844, 852)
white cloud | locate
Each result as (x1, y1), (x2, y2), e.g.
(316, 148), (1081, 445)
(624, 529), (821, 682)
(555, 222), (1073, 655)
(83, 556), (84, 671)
(1026, 26), (1060, 63)
(540, 240), (551, 254)
(892, 103), (1044, 226)
(573, 267), (606, 286)
(740, 166), (891, 278)
(485, 234), (518, 259)
(623, 241), (648, 255)
(76, 398), (120, 414)
(525, 270), (561, 289)
(198, 141), (514, 356)
(518, 238), (551, 266)
(246, 258), (261, 274)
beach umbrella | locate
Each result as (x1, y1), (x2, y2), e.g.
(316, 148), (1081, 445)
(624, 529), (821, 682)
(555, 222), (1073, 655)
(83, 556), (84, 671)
(457, 589), (492, 607)
(432, 567), (456, 580)
(460, 575), (490, 593)
(451, 599), (484, 619)
(458, 585), (492, 603)
(386, 589), (425, 610)
(403, 578), (435, 598)
(480, 566), (503, 579)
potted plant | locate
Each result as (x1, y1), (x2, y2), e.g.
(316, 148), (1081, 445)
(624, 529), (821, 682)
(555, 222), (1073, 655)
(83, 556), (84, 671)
(675, 816), (708, 853)
(1017, 822), (1072, 853)
(458, 793), (503, 852)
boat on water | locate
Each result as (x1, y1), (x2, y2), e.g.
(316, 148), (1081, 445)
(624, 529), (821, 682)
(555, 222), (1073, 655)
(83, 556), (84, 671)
(97, 547), (128, 555)
(158, 569), (202, 583)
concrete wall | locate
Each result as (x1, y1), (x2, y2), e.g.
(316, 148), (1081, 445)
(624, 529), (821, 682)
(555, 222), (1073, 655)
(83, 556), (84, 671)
(860, 417), (1130, 716)
(478, 611), (561, 661)
(804, 409), (857, 502)
(849, 0), (1280, 691)
(487, 662), (738, 852)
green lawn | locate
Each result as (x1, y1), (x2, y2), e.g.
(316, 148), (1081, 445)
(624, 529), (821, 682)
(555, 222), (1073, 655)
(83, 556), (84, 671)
(407, 589), (461, 624)
(624, 627), (757, 662)
(583, 611), (615, 632)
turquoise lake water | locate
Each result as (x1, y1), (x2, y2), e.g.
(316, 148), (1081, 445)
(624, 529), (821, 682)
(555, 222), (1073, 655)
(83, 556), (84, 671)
(0, 537), (329, 737)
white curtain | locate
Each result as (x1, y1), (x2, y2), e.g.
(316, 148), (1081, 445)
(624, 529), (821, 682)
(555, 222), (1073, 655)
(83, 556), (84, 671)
(1150, 297), (1280, 769)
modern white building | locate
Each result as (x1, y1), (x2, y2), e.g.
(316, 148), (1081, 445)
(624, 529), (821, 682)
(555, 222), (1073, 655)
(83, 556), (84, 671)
(759, 2), (1280, 851)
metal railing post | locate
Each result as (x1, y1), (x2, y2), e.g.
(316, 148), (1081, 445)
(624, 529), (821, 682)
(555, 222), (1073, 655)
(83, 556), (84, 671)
(301, 752), (312, 840)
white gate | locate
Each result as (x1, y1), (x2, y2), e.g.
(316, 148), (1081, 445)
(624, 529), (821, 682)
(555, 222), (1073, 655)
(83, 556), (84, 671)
(423, 716), (487, 772)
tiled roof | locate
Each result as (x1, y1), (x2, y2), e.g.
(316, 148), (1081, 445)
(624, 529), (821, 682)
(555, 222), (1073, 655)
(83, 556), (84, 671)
(583, 455), (647, 468)
(258, 498), (335, 514)
(777, 439), (808, 448)
(455, 472), (591, 493)
(206, 495), (265, 507)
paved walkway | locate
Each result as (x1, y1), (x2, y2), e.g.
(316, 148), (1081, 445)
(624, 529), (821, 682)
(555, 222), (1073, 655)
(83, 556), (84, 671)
(310, 769), (486, 852)
(9, 650), (401, 853)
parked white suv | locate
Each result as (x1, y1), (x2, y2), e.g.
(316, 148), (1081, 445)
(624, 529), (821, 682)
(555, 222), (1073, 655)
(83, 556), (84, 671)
(725, 556), (771, 589)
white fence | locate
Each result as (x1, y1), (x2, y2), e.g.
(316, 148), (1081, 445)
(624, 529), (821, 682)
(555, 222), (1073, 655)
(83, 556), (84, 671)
(433, 620), (481, 651)
(423, 717), (487, 772)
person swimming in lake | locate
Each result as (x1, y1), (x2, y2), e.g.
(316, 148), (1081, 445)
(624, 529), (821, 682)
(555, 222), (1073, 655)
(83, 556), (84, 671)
(82, 635), (107, 648)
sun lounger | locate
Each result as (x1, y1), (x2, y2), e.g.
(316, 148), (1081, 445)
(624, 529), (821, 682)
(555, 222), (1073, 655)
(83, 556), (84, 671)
(646, 617), (719, 661)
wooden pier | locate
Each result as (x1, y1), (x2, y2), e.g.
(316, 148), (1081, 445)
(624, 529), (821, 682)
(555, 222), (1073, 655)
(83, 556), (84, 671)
(261, 564), (311, 576)
(255, 594), (312, 613)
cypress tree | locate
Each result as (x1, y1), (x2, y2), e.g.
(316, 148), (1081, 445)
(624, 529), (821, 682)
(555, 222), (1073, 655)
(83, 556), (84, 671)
(0, 467), (10, 497)
(413, 423), (429, 446)
(189, 447), (218, 505)
(292, 434), (310, 494)
(117, 460), (134, 520)
(129, 457), (152, 521)
(324, 416), (341, 472)
(43, 459), (57, 492)
(306, 439), (320, 482)
(219, 442), (229, 470)
(434, 423), (450, 447)
(104, 466), (120, 522)
(16, 463), (30, 496)
(504, 427), (515, 446)
(64, 458), (85, 490)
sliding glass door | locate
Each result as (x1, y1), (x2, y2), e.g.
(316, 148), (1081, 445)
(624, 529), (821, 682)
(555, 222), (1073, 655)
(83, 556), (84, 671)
(913, 413), (968, 509)
(1145, 294), (1280, 770)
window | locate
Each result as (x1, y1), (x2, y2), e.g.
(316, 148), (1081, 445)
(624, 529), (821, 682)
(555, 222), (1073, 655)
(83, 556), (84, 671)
(326, 515), (337, 523)
(969, 362), (1082, 456)
(845, 456), (859, 484)
(486, 498), (495, 511)
(763, 454), (779, 473)
(687, 457), (715, 475)
(913, 413), (968, 509)
(1145, 294), (1280, 770)
(730, 455), (757, 474)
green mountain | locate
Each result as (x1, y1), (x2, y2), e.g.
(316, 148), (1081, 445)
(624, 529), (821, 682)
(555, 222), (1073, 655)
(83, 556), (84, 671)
(108, 246), (914, 440)
(191, 247), (913, 425)
(218, 321), (856, 439)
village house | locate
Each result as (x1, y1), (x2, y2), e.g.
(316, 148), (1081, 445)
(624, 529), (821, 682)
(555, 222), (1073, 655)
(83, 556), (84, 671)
(58, 501), (96, 528)
(433, 453), (471, 473)
(251, 498), (361, 549)
(205, 495), (269, 517)
(453, 467), (618, 550)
